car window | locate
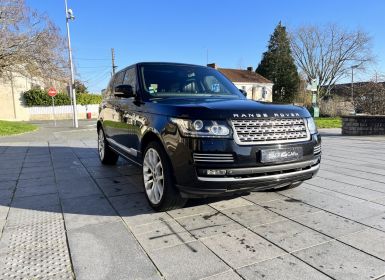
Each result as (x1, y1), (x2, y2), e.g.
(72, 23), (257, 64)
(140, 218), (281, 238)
(122, 67), (137, 94)
(112, 71), (125, 92)
(140, 64), (243, 99)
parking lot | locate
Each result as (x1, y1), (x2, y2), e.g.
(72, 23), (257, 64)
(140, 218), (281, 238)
(1, 122), (385, 280)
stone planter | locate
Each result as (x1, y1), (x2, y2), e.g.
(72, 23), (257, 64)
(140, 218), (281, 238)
(342, 115), (385, 135)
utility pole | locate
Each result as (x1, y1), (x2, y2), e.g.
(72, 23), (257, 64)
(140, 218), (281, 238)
(111, 48), (117, 75)
(64, 0), (78, 128)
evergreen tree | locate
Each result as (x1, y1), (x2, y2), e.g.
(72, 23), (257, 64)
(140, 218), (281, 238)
(256, 22), (300, 103)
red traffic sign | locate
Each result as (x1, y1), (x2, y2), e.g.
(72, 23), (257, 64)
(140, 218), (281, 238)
(48, 87), (57, 97)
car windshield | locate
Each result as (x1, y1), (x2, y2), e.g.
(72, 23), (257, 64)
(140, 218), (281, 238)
(140, 64), (243, 99)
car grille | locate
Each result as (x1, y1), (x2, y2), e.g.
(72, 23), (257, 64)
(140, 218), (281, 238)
(193, 153), (235, 163)
(231, 118), (310, 145)
(313, 145), (321, 155)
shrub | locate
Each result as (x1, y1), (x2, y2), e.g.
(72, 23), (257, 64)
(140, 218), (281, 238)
(76, 93), (102, 105)
(23, 89), (102, 106)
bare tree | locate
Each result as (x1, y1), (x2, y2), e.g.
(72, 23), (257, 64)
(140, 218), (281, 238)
(354, 74), (385, 115)
(0, 0), (67, 82)
(290, 24), (373, 98)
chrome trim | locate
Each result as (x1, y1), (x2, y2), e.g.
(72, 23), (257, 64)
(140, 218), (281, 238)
(225, 160), (316, 175)
(313, 145), (322, 155)
(193, 153), (235, 163)
(231, 118), (311, 145)
(197, 163), (320, 182)
(106, 137), (138, 157)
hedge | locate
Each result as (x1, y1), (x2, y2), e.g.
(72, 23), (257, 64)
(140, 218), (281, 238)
(23, 89), (102, 107)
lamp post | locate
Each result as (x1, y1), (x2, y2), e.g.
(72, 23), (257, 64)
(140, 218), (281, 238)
(64, 0), (78, 128)
(351, 64), (360, 115)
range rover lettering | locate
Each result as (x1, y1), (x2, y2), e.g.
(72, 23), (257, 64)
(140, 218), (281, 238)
(97, 62), (321, 211)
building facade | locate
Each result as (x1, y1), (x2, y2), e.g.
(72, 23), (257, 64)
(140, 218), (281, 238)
(207, 63), (273, 102)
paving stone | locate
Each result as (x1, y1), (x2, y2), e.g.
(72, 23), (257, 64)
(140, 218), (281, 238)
(57, 177), (102, 199)
(252, 219), (331, 252)
(291, 211), (367, 238)
(201, 228), (285, 268)
(0, 218), (73, 279)
(209, 197), (253, 211)
(17, 177), (56, 188)
(279, 187), (383, 221)
(360, 212), (385, 231)
(177, 211), (243, 239)
(168, 204), (215, 219)
(237, 254), (332, 280)
(201, 270), (243, 280)
(14, 184), (57, 198)
(257, 198), (321, 218)
(293, 240), (385, 280)
(67, 221), (160, 280)
(149, 241), (229, 280)
(0, 180), (16, 190)
(135, 220), (195, 252)
(95, 176), (143, 197)
(338, 228), (385, 261)
(243, 191), (284, 204)
(61, 194), (119, 230)
(221, 204), (286, 228)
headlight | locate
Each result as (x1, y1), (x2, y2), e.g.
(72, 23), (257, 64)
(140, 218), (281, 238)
(170, 118), (231, 138)
(306, 117), (317, 134)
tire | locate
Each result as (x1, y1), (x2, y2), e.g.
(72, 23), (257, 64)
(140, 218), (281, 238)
(98, 128), (119, 165)
(142, 141), (187, 211)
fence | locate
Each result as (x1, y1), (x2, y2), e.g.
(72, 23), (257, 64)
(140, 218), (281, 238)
(28, 104), (99, 120)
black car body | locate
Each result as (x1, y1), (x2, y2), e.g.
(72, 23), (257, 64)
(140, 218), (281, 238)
(97, 62), (321, 211)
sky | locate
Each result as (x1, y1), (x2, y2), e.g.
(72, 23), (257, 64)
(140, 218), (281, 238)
(27, 0), (385, 93)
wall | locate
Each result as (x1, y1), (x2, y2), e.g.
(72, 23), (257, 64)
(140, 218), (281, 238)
(28, 104), (99, 120)
(233, 82), (273, 102)
(0, 73), (66, 121)
(342, 115), (385, 135)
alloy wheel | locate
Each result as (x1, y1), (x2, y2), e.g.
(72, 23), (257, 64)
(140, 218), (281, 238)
(143, 148), (164, 204)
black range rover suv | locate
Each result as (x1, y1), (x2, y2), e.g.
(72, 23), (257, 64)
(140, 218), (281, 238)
(97, 62), (321, 211)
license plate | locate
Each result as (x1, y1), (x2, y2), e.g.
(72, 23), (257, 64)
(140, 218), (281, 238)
(260, 147), (303, 163)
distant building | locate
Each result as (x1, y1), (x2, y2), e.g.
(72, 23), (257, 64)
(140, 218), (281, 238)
(0, 72), (66, 120)
(207, 63), (273, 102)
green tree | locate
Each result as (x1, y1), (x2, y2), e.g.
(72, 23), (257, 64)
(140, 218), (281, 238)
(74, 80), (88, 94)
(256, 22), (300, 103)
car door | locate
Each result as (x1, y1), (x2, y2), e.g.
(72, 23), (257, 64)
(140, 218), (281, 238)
(113, 67), (144, 160)
(103, 71), (125, 145)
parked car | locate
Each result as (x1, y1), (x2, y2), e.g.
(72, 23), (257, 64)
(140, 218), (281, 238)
(97, 62), (321, 211)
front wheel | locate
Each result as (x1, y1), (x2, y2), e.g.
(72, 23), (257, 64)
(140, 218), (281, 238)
(98, 128), (119, 165)
(142, 142), (187, 211)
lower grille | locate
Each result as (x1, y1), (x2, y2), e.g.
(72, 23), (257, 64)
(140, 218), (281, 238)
(193, 153), (234, 163)
(314, 145), (321, 155)
(231, 118), (310, 145)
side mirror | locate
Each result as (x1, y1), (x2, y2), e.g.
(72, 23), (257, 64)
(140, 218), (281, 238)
(239, 89), (247, 97)
(114, 84), (135, 97)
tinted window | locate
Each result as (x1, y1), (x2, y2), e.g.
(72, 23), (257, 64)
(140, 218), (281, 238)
(122, 67), (137, 94)
(112, 71), (125, 91)
(139, 64), (243, 99)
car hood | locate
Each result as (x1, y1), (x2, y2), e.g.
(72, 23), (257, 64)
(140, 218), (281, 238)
(143, 97), (311, 119)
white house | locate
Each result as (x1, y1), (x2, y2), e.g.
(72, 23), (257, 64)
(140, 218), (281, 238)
(207, 63), (273, 102)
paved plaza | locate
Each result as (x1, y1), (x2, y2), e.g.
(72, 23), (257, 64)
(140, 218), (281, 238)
(1, 122), (385, 280)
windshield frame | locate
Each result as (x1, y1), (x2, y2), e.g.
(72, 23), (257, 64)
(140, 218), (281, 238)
(137, 63), (245, 101)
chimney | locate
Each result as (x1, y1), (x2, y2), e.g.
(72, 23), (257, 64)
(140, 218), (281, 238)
(207, 63), (217, 69)
(247, 66), (253, 72)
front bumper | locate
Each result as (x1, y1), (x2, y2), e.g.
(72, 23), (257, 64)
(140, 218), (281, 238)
(164, 131), (321, 198)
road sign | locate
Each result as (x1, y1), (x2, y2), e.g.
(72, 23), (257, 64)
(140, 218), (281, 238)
(48, 87), (57, 97)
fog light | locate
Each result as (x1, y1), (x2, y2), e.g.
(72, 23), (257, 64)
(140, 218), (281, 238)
(311, 158), (319, 165)
(207, 169), (226, 176)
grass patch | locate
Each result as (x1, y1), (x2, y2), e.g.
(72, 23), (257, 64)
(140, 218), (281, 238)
(315, 117), (342, 129)
(0, 120), (38, 136)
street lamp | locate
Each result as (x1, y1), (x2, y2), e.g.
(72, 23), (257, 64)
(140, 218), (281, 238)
(64, 0), (78, 128)
(351, 64), (360, 115)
